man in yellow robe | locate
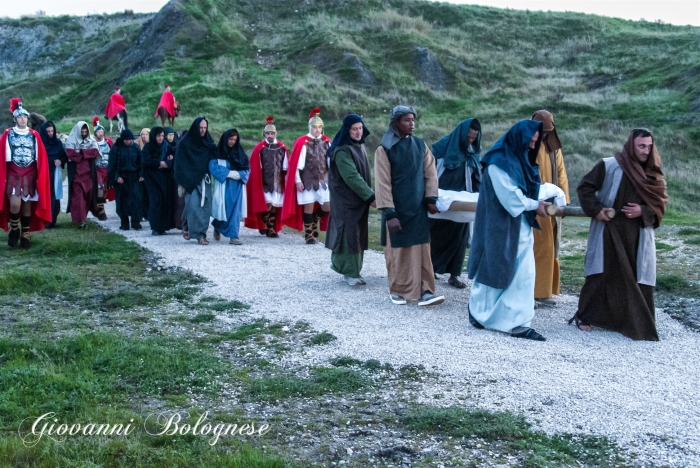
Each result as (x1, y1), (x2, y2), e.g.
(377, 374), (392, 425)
(531, 110), (570, 305)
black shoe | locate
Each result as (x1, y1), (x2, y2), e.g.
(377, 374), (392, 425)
(120, 224), (130, 230)
(97, 213), (107, 221)
(78, 222), (87, 230)
(468, 305), (485, 329)
(131, 223), (143, 231)
(258, 229), (267, 235)
(7, 228), (20, 247)
(511, 328), (546, 341)
(20, 233), (31, 249)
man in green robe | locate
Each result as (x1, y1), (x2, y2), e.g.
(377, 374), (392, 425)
(325, 114), (375, 286)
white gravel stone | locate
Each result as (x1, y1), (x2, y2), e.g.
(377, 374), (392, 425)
(98, 205), (700, 467)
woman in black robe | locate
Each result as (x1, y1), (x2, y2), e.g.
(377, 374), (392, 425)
(39, 121), (67, 227)
(108, 129), (144, 230)
(429, 119), (482, 288)
(142, 126), (178, 235)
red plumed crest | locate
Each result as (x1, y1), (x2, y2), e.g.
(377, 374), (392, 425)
(165, 84), (170, 88)
(9, 98), (22, 113)
(92, 116), (100, 127)
(266, 116), (274, 125)
(308, 107), (321, 119)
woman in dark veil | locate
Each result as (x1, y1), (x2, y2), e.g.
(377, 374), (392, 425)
(142, 126), (178, 235)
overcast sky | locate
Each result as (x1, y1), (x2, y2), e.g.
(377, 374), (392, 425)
(2, 0), (699, 26)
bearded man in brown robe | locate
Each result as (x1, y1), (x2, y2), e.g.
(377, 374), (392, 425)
(571, 128), (667, 341)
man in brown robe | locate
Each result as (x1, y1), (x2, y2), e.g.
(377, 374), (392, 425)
(375, 106), (443, 306)
(572, 128), (667, 341)
(531, 110), (570, 305)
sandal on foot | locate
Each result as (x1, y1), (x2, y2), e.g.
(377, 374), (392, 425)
(197, 238), (209, 245)
(448, 278), (467, 289)
(182, 231), (190, 241)
(468, 305), (485, 329)
(568, 314), (592, 332)
(511, 328), (546, 341)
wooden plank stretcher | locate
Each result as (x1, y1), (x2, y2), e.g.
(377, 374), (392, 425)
(545, 205), (616, 218)
(428, 200), (477, 223)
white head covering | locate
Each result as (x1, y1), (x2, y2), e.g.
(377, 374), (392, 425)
(65, 121), (98, 150)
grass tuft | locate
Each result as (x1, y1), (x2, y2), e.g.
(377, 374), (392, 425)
(309, 331), (337, 346)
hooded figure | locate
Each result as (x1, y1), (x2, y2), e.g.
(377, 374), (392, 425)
(429, 118), (482, 288)
(282, 107), (332, 243)
(174, 117), (216, 244)
(374, 105), (443, 306)
(467, 119), (548, 341)
(530, 110), (570, 304)
(39, 121), (68, 227)
(65, 121), (100, 228)
(572, 128), (667, 341)
(1, 98), (51, 248)
(107, 128), (144, 230)
(92, 116), (115, 221)
(325, 114), (375, 286)
(142, 126), (178, 235)
(210, 129), (250, 244)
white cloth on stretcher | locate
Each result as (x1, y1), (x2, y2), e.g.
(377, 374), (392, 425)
(428, 184), (565, 224)
(538, 183), (567, 207)
(429, 189), (479, 223)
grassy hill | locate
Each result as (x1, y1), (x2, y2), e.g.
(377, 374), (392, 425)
(1, 0), (699, 212)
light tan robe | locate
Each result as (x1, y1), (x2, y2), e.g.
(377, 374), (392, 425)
(374, 143), (439, 300)
(533, 144), (570, 298)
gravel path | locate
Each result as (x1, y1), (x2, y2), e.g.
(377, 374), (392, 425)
(99, 205), (700, 467)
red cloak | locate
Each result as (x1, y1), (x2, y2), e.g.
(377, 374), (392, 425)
(0, 128), (52, 231)
(281, 134), (331, 232)
(244, 140), (287, 232)
(154, 90), (176, 117)
(104, 93), (126, 119)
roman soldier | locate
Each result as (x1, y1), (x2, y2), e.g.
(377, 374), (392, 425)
(244, 116), (288, 237)
(92, 116), (115, 220)
(282, 108), (332, 243)
(104, 86), (127, 132)
(0, 98), (51, 248)
(155, 84), (177, 121)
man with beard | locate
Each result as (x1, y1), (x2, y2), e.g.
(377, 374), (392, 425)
(92, 116), (114, 221)
(429, 118), (482, 289)
(142, 126), (177, 236)
(374, 106), (443, 306)
(325, 114), (376, 286)
(530, 110), (570, 306)
(39, 121), (67, 228)
(245, 116), (288, 237)
(0, 98), (51, 248)
(65, 120), (99, 229)
(467, 120), (550, 341)
(283, 108), (332, 244)
(174, 117), (216, 245)
(108, 129), (144, 230)
(571, 128), (667, 341)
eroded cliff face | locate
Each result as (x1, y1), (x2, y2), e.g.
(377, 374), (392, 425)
(0, 1), (199, 127)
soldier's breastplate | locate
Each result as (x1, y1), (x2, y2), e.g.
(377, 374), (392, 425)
(8, 131), (36, 168)
(95, 142), (110, 168)
(261, 146), (285, 193)
(301, 139), (329, 190)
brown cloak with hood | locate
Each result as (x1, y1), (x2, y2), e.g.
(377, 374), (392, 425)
(575, 128), (667, 341)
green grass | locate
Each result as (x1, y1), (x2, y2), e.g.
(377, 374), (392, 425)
(656, 274), (700, 295)
(401, 405), (623, 467)
(309, 331), (337, 346)
(244, 367), (371, 401)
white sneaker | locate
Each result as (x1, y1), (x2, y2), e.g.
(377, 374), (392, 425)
(390, 294), (407, 305)
(344, 275), (362, 286)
